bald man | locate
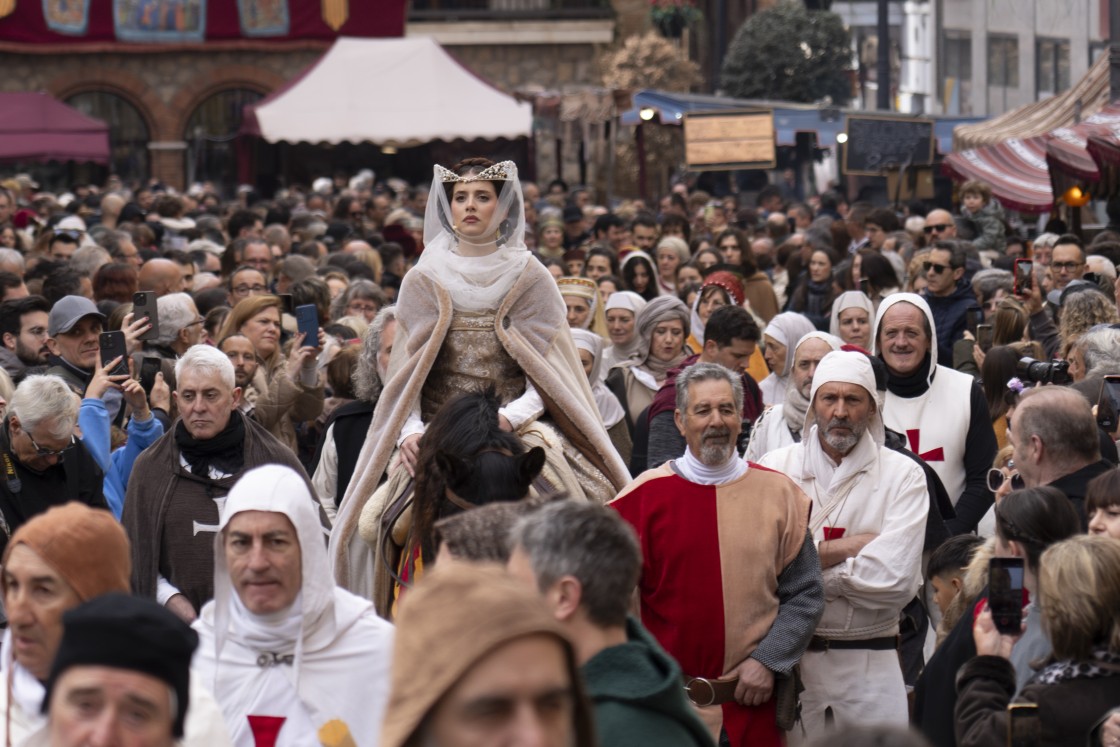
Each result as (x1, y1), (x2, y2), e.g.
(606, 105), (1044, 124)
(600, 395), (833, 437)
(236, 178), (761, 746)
(100, 194), (125, 230)
(923, 209), (957, 242)
(139, 259), (186, 297)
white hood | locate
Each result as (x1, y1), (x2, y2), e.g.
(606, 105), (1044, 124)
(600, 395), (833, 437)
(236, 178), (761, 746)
(804, 350), (885, 446)
(871, 292), (939, 386)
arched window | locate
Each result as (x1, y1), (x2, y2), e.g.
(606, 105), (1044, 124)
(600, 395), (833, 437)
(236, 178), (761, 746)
(184, 88), (264, 192)
(65, 91), (150, 184)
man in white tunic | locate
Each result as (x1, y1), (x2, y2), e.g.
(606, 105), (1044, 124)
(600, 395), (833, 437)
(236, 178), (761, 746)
(192, 464), (395, 747)
(744, 331), (840, 462)
(760, 350), (927, 740)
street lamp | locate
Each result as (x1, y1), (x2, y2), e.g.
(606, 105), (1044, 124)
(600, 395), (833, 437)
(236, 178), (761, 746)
(639, 107), (656, 121)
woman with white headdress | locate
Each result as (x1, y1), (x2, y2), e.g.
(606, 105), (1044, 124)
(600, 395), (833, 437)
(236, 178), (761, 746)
(830, 291), (875, 350)
(571, 328), (631, 463)
(330, 157), (630, 596)
(601, 291), (647, 373)
(557, 276), (609, 339)
(758, 312), (817, 406)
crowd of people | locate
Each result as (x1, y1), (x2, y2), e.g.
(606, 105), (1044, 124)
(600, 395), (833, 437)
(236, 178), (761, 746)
(0, 162), (1117, 747)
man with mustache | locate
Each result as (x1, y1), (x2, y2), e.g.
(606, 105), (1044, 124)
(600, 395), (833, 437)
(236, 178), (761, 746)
(611, 363), (823, 747)
(760, 350), (928, 740)
(744, 331), (841, 463)
(0, 296), (51, 381)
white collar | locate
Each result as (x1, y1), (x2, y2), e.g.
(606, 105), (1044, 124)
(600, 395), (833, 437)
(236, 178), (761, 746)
(674, 447), (748, 485)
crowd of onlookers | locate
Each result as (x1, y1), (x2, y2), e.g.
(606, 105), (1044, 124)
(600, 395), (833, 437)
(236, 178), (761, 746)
(0, 166), (1117, 747)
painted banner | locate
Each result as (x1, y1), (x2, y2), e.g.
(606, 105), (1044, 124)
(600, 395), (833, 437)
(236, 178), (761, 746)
(43, 0), (88, 34)
(238, 0), (288, 36)
(113, 0), (206, 42)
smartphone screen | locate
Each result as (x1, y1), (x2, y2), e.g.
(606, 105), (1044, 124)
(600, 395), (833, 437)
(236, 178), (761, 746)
(99, 331), (129, 377)
(988, 558), (1025, 635)
(1008, 703), (1041, 747)
(977, 324), (994, 352)
(295, 304), (319, 345)
(1097, 375), (1120, 431)
(1014, 259), (1034, 296)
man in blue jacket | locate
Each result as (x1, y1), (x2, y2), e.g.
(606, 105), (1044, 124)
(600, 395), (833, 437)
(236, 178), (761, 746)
(922, 241), (976, 364)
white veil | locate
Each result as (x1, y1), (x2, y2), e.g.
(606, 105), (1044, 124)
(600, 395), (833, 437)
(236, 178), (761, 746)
(416, 160), (530, 312)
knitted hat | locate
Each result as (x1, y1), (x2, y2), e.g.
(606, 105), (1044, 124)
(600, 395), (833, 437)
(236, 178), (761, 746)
(44, 593), (197, 738)
(1, 503), (130, 602)
(380, 563), (595, 747)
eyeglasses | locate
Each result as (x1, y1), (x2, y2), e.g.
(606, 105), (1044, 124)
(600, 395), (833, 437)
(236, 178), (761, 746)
(923, 224), (953, 234)
(922, 262), (951, 274)
(1050, 261), (1083, 271)
(27, 431), (75, 460)
(232, 284), (267, 295)
(53, 229), (83, 241)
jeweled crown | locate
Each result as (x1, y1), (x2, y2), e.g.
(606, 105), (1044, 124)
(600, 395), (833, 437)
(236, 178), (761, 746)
(435, 160), (517, 183)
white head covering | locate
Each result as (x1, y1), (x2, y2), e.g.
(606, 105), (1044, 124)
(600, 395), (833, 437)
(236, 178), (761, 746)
(759, 312), (817, 406)
(783, 331), (842, 431)
(805, 350), (885, 445)
(570, 329), (626, 428)
(601, 291), (649, 371)
(620, 250), (661, 297)
(829, 291), (875, 340)
(416, 160), (530, 312)
(871, 292), (938, 383)
(210, 465), (336, 682)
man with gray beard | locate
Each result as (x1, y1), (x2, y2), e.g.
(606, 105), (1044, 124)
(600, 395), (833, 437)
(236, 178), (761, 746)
(760, 351), (927, 741)
(611, 363), (822, 747)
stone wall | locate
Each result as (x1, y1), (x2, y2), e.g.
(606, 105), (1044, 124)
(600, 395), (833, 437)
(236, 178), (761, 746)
(0, 48), (322, 187)
(445, 42), (606, 92)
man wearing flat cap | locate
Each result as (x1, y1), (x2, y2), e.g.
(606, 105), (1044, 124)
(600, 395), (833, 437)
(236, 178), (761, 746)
(381, 562), (596, 747)
(37, 593), (196, 747)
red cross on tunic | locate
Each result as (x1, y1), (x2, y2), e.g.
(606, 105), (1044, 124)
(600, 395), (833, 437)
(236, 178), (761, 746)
(248, 715), (286, 747)
(906, 429), (945, 462)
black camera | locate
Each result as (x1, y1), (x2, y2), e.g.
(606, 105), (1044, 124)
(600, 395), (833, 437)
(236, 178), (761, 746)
(1017, 357), (1071, 386)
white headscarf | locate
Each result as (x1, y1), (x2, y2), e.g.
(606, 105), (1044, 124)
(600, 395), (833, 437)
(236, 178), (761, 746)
(602, 290), (649, 372)
(570, 329), (626, 428)
(829, 291), (875, 341)
(783, 331), (842, 432)
(759, 312), (817, 406)
(416, 160), (530, 312)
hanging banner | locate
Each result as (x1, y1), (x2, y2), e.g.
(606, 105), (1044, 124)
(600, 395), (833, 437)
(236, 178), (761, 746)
(43, 0), (87, 34)
(113, 0), (207, 43)
(238, 0), (289, 36)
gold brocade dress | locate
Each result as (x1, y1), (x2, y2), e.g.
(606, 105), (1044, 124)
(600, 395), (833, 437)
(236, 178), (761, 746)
(418, 310), (613, 502)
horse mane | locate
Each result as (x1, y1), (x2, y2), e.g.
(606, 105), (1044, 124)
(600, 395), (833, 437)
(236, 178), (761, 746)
(412, 387), (535, 563)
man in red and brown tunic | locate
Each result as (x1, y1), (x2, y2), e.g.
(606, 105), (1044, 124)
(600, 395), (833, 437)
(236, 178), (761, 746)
(611, 362), (823, 747)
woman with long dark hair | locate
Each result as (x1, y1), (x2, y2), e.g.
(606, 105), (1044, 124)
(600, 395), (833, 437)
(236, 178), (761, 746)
(786, 247), (840, 331)
(620, 250), (660, 302)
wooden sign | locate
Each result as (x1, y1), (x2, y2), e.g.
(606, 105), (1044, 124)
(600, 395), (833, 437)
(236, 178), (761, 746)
(684, 110), (776, 171)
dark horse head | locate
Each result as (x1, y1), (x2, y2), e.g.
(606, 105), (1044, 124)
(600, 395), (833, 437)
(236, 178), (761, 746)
(412, 387), (546, 563)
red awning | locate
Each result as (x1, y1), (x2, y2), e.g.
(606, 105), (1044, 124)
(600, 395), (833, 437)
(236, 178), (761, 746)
(944, 104), (1120, 214)
(0, 92), (110, 164)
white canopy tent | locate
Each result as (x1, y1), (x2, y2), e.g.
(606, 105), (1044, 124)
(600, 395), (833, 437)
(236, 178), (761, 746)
(241, 37), (532, 146)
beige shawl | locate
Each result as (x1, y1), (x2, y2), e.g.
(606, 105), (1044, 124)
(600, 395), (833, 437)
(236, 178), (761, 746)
(329, 259), (630, 591)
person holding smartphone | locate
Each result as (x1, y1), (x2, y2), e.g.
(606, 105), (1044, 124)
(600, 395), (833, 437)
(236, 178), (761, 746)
(956, 534), (1120, 746)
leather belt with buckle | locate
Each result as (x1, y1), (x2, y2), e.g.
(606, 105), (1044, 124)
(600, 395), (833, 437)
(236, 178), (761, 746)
(682, 675), (739, 707)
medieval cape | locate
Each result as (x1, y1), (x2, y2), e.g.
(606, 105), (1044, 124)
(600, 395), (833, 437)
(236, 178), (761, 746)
(123, 413), (317, 612)
(193, 465), (393, 747)
(330, 258), (631, 593)
(610, 462), (810, 747)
